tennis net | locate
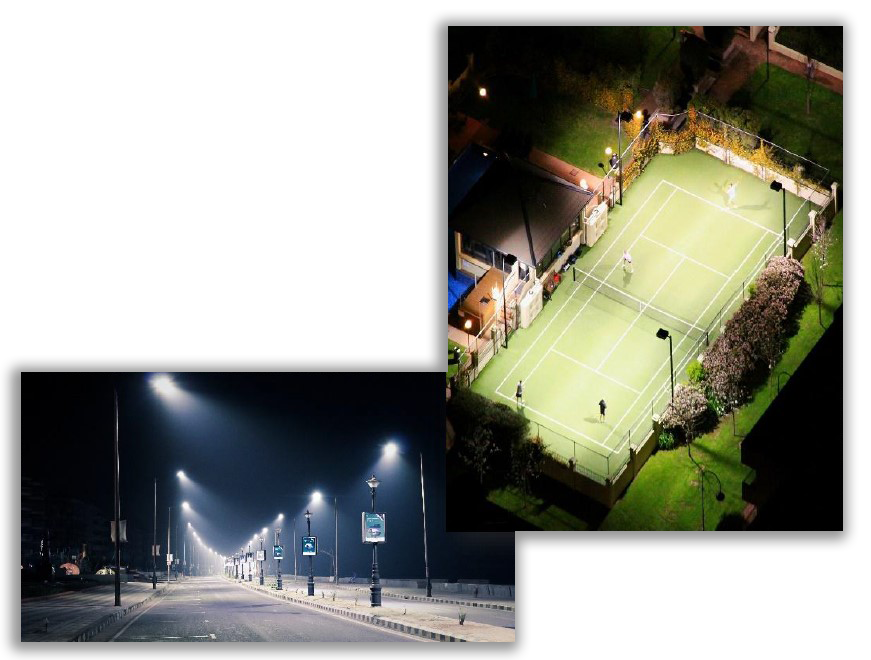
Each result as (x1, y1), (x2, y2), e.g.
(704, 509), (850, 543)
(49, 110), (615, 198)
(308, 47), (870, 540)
(571, 265), (707, 342)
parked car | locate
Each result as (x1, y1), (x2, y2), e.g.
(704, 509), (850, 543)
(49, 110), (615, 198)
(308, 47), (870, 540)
(96, 567), (115, 575)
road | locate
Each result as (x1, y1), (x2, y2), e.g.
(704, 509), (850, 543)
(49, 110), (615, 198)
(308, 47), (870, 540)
(90, 576), (423, 642)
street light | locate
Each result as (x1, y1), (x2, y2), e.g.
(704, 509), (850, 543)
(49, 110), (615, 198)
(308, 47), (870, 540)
(384, 442), (398, 459)
(656, 328), (674, 403)
(275, 522), (283, 590)
(478, 86), (487, 98)
(770, 180), (787, 256)
(419, 452), (432, 598)
(304, 509), (315, 596)
(176, 470), (186, 479)
(259, 528), (267, 586)
(311, 492), (339, 586)
(366, 474), (382, 607)
(152, 478), (157, 589)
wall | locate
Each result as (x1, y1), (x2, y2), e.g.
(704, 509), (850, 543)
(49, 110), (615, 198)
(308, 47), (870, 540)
(769, 26), (843, 81)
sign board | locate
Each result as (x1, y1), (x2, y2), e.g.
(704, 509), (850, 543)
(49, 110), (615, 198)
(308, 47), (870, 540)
(167, 554), (173, 563)
(152, 545), (161, 557)
(361, 512), (386, 543)
(256, 550), (265, 561)
(302, 536), (317, 556)
(110, 520), (128, 543)
(273, 544), (284, 559)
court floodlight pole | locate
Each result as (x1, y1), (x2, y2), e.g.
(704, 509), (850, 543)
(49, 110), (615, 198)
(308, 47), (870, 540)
(617, 112), (623, 205)
(770, 181), (786, 256)
(656, 329), (674, 402)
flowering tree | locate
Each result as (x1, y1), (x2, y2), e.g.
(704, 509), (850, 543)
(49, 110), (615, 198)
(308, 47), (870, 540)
(659, 384), (713, 442)
(808, 224), (833, 327)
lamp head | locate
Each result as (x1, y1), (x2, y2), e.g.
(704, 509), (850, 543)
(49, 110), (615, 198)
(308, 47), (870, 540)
(366, 474), (381, 490)
(656, 328), (670, 340)
(304, 509), (312, 521)
(770, 180), (783, 192)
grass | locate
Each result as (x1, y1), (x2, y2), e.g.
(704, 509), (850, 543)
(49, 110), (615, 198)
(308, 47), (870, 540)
(487, 487), (589, 530)
(737, 64), (843, 184)
(448, 339), (469, 385)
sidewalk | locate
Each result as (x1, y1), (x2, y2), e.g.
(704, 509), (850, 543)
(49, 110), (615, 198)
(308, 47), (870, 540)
(335, 584), (515, 611)
(21, 581), (170, 642)
(229, 578), (514, 642)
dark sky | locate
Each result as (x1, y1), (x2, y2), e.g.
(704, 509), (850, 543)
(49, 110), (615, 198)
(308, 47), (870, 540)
(21, 372), (514, 583)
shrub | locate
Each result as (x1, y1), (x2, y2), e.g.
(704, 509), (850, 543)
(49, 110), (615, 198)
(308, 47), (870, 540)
(659, 384), (716, 442)
(686, 359), (706, 385)
(657, 431), (676, 450)
(702, 256), (808, 408)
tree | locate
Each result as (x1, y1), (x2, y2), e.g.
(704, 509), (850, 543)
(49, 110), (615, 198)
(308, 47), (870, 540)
(807, 221), (833, 327)
(459, 424), (499, 486)
(660, 384), (713, 443)
(511, 439), (546, 499)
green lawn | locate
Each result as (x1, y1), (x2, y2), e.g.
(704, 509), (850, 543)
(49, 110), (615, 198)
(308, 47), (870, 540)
(448, 339), (469, 385)
(737, 64), (843, 184)
(487, 487), (590, 530)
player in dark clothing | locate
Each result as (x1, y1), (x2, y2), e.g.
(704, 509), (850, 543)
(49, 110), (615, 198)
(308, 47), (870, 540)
(599, 399), (607, 422)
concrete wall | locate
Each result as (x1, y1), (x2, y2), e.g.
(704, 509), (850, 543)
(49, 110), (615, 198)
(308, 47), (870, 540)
(769, 27), (843, 81)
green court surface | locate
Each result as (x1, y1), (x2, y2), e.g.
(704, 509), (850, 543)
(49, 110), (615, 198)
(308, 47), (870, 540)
(471, 149), (816, 482)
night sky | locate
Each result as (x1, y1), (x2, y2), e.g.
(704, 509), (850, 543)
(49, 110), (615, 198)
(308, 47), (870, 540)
(21, 372), (514, 583)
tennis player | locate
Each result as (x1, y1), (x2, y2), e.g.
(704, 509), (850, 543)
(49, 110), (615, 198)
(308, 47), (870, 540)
(726, 181), (738, 208)
(622, 248), (633, 273)
(599, 399), (607, 422)
(516, 380), (524, 408)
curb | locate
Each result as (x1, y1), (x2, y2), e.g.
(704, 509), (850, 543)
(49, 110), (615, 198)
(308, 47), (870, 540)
(230, 579), (468, 642)
(70, 585), (169, 642)
(377, 590), (515, 612)
(344, 586), (515, 612)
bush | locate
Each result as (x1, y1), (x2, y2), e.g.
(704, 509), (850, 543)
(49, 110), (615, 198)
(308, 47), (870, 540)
(702, 256), (808, 408)
(686, 359), (706, 385)
(657, 431), (676, 450)
(659, 384), (717, 442)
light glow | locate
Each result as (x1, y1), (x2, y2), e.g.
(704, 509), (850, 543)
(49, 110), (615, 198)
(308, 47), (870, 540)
(605, 147), (613, 156)
(478, 87), (487, 97)
(384, 442), (398, 459)
(150, 374), (179, 397)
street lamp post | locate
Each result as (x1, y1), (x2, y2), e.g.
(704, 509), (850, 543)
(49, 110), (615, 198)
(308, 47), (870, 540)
(247, 541), (252, 582)
(292, 518), (297, 580)
(656, 328), (674, 402)
(367, 474), (382, 607)
(166, 506), (172, 582)
(152, 478), (157, 589)
(305, 510), (315, 596)
(275, 528), (282, 590)
(113, 388), (121, 606)
(259, 532), (265, 586)
(419, 453), (432, 598)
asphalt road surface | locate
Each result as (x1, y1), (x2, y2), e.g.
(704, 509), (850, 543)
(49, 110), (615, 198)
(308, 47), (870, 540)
(90, 576), (423, 642)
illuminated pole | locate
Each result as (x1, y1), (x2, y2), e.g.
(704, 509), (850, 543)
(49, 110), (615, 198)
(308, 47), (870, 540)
(334, 498), (338, 584)
(275, 528), (282, 590)
(166, 506), (172, 582)
(367, 474), (382, 607)
(259, 534), (264, 586)
(113, 388), (121, 606)
(420, 452), (431, 598)
(152, 478), (157, 589)
(305, 510), (315, 596)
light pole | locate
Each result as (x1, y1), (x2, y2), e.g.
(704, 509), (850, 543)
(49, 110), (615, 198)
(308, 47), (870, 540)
(304, 510), (315, 596)
(247, 540), (252, 581)
(152, 478), (157, 589)
(420, 452), (431, 598)
(770, 180), (787, 256)
(292, 517), (297, 580)
(275, 524), (282, 590)
(113, 388), (121, 606)
(259, 528), (266, 586)
(656, 328), (674, 402)
(166, 506), (172, 582)
(367, 474), (382, 607)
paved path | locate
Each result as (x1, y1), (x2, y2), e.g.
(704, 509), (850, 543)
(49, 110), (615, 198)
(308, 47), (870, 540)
(22, 581), (168, 642)
(89, 576), (420, 642)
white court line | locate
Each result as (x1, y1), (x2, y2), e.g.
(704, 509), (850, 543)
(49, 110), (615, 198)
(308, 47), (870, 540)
(661, 180), (780, 236)
(495, 180), (668, 395)
(550, 349), (641, 394)
(512, 187), (679, 392)
(595, 256), (685, 370)
(639, 234), (729, 278)
(494, 390), (615, 451)
(604, 228), (772, 450)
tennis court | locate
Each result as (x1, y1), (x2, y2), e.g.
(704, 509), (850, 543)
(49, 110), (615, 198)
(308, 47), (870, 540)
(471, 149), (816, 482)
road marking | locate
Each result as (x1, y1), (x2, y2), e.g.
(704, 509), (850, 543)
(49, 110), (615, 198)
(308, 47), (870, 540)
(190, 635), (210, 638)
(163, 636), (182, 639)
